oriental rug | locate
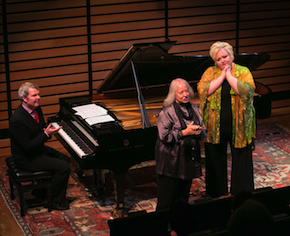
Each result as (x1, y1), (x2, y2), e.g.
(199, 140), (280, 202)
(1, 124), (290, 236)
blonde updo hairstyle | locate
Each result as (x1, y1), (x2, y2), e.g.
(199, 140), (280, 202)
(209, 41), (234, 64)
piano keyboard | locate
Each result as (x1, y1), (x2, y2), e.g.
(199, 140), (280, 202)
(51, 121), (97, 158)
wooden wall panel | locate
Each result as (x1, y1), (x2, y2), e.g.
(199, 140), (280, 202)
(0, 121), (8, 131)
(5, 0), (89, 117)
(0, 1), (7, 136)
(10, 83), (89, 108)
(168, 0), (237, 57)
(90, 0), (166, 85)
(1, 0), (290, 158)
(91, 20), (164, 35)
(167, 0), (237, 86)
(6, 8), (86, 23)
(9, 46), (88, 61)
(9, 64), (88, 79)
(8, 36), (88, 52)
(0, 0), (89, 157)
(0, 138), (10, 157)
(239, 0), (290, 100)
(9, 55), (88, 71)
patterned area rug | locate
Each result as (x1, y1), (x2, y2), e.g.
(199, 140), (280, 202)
(1, 124), (290, 236)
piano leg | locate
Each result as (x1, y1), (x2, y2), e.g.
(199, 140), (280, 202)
(93, 169), (106, 197)
(76, 167), (84, 178)
(111, 173), (126, 219)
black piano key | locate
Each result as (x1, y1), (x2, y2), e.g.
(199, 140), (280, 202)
(58, 121), (93, 155)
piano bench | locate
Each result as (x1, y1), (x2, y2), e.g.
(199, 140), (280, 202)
(5, 156), (53, 216)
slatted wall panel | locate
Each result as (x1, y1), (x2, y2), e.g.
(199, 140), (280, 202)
(89, 0), (166, 90)
(1, 0), (290, 158)
(7, 0), (89, 116)
(0, 3), (6, 129)
(0, 1), (10, 157)
(167, 0), (237, 87)
(239, 0), (290, 116)
(167, 0), (290, 115)
(2, 0), (89, 156)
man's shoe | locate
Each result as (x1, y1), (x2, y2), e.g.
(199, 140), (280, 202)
(43, 200), (69, 210)
(51, 202), (69, 210)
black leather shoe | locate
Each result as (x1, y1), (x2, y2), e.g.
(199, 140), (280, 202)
(43, 200), (69, 210)
(51, 202), (69, 210)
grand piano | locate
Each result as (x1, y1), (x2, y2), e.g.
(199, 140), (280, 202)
(48, 41), (271, 217)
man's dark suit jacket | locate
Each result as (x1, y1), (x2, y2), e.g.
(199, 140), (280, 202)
(9, 104), (51, 168)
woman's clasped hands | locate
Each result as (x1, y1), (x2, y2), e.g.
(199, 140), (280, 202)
(221, 65), (232, 79)
(183, 121), (202, 136)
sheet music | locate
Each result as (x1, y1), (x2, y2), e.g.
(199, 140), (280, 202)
(85, 115), (115, 126)
(73, 103), (115, 125)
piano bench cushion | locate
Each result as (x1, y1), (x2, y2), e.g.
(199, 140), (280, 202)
(5, 156), (53, 216)
(6, 156), (53, 182)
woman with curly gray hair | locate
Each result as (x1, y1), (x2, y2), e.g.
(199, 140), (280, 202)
(155, 78), (207, 211)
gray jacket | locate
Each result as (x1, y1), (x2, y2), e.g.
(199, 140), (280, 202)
(155, 103), (207, 180)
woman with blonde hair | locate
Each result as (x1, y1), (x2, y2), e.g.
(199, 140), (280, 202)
(197, 41), (255, 198)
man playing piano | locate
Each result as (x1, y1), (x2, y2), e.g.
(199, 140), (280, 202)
(9, 82), (71, 210)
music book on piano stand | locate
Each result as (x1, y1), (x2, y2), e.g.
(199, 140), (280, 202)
(72, 103), (115, 125)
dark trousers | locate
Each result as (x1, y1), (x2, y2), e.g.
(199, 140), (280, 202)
(156, 174), (192, 211)
(205, 135), (254, 198)
(21, 146), (70, 204)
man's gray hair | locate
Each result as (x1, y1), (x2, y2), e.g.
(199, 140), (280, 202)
(18, 82), (39, 102)
(163, 78), (194, 107)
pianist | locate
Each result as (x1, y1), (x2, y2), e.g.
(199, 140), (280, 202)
(155, 78), (207, 211)
(9, 82), (71, 210)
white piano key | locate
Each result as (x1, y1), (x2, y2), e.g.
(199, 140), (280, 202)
(51, 122), (86, 158)
(71, 120), (98, 146)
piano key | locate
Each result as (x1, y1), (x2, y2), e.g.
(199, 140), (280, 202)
(59, 121), (95, 154)
(51, 122), (91, 158)
(71, 120), (98, 147)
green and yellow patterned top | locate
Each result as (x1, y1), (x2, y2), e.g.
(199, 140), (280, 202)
(197, 63), (256, 148)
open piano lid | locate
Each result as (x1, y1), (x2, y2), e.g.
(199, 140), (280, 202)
(96, 41), (270, 94)
(96, 41), (212, 94)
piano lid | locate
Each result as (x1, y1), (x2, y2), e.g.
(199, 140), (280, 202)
(97, 41), (270, 94)
(234, 53), (270, 71)
(97, 41), (214, 94)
